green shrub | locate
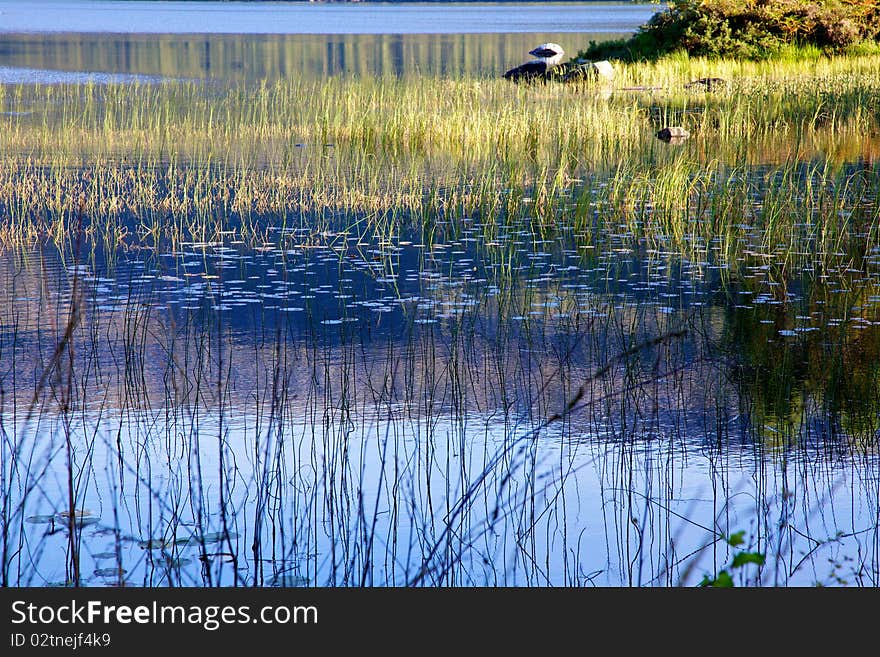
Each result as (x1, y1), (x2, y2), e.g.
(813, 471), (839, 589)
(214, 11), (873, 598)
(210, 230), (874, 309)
(577, 1), (880, 61)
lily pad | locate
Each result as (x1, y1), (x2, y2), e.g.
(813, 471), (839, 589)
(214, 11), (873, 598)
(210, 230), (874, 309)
(138, 538), (175, 550)
(61, 516), (100, 528)
(92, 551), (117, 560)
(165, 557), (192, 568)
(55, 510), (99, 527)
(269, 573), (310, 587)
(57, 509), (95, 519)
(26, 514), (57, 524)
(199, 531), (239, 544)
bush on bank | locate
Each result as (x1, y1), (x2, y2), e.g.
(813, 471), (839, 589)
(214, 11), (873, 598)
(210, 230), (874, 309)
(578, 1), (880, 61)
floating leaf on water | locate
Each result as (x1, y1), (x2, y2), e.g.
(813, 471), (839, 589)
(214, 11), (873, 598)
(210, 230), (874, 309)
(138, 538), (175, 550)
(195, 531), (238, 544)
(270, 574), (310, 587)
(57, 509), (95, 519)
(26, 514), (57, 524)
(165, 557), (192, 568)
(53, 510), (100, 529)
(57, 509), (98, 527)
(200, 551), (236, 563)
(60, 516), (100, 528)
(92, 551), (117, 560)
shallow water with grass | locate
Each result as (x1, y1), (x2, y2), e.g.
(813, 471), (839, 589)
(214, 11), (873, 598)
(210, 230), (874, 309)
(2, 55), (880, 587)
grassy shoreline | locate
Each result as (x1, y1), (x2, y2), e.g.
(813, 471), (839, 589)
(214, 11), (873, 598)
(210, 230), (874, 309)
(0, 54), (878, 263)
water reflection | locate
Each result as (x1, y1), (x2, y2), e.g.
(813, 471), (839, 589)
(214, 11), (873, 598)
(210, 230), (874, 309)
(0, 65), (166, 85)
(0, 32), (629, 81)
(721, 280), (880, 452)
(2, 214), (879, 586)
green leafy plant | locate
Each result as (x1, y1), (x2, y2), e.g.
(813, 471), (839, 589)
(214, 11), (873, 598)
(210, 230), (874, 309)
(699, 531), (766, 587)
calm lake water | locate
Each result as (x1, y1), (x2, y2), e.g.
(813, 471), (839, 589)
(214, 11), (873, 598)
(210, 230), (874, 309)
(0, 32), (629, 81)
(0, 2), (655, 80)
(4, 209), (880, 586)
(1, 2), (879, 588)
(0, 1), (656, 34)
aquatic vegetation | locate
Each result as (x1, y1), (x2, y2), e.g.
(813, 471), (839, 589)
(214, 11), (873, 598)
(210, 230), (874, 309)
(0, 56), (876, 258)
(1, 55), (879, 588)
(697, 531), (766, 588)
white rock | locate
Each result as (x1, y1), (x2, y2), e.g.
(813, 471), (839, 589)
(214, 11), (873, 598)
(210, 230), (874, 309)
(592, 60), (615, 80)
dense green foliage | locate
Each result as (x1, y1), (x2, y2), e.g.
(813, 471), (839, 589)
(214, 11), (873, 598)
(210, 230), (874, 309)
(578, 1), (880, 61)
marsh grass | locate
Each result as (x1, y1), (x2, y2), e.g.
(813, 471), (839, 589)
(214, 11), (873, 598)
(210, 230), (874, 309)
(2, 54), (880, 587)
(0, 55), (878, 266)
(2, 222), (878, 587)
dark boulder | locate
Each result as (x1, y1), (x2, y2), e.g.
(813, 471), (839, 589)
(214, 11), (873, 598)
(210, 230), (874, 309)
(656, 126), (690, 143)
